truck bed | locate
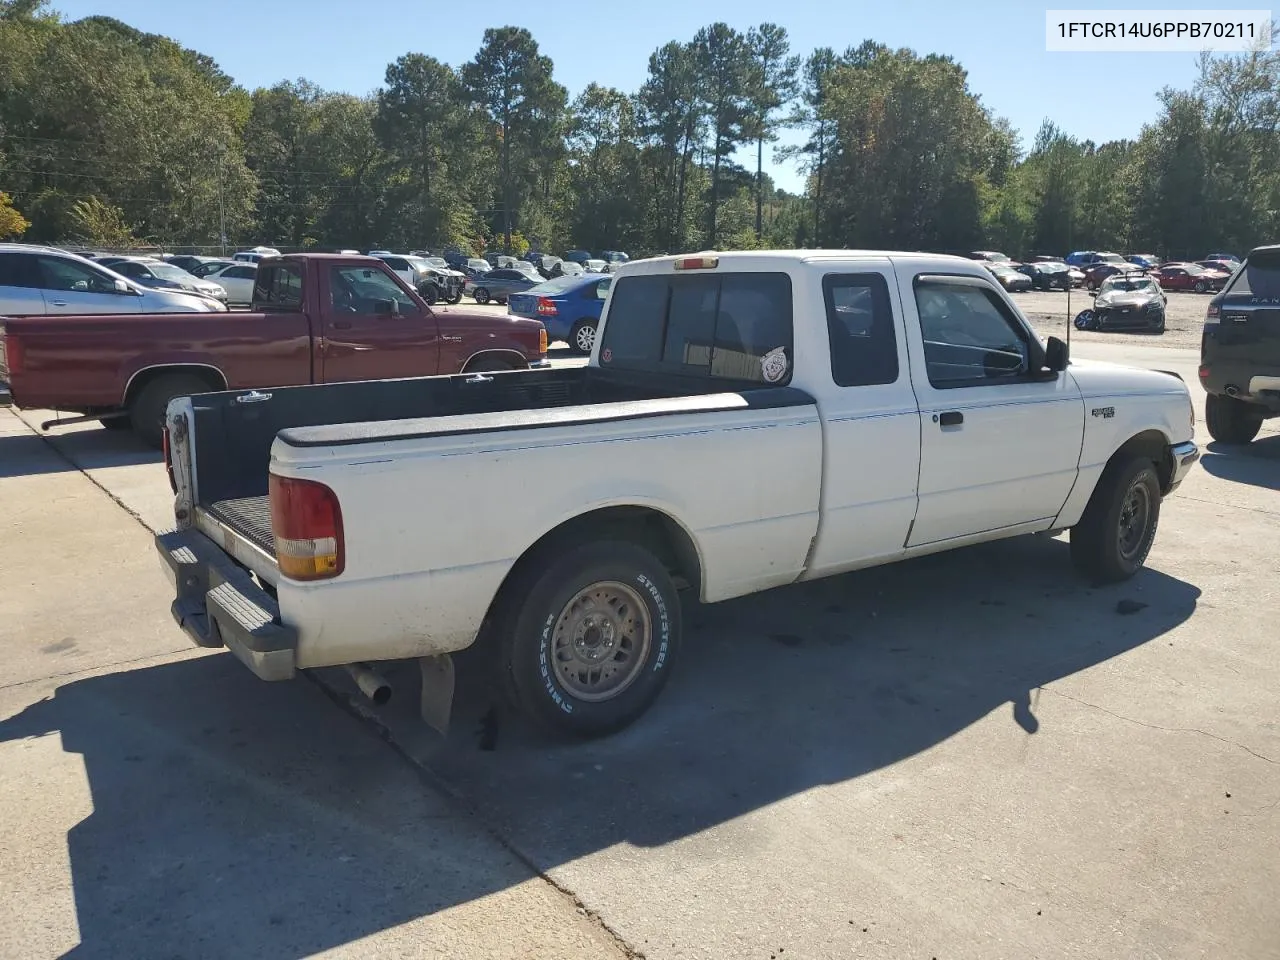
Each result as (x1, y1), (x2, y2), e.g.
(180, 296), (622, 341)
(183, 365), (770, 517)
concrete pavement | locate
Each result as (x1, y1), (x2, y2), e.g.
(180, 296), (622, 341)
(0, 409), (630, 959)
(2, 336), (1278, 959)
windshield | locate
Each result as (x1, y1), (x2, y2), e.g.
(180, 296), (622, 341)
(529, 276), (589, 296)
(405, 257), (434, 273)
(1181, 264), (1205, 275)
(1098, 253), (1125, 264)
(147, 262), (196, 282)
(426, 257), (449, 268)
(1101, 276), (1156, 294)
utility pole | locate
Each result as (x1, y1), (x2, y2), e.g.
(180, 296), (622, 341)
(217, 143), (227, 255)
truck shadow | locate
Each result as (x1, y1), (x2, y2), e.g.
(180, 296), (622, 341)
(0, 535), (1198, 958)
(1200, 435), (1280, 491)
(0, 655), (546, 959)
(0, 425), (158, 479)
(411, 533), (1199, 869)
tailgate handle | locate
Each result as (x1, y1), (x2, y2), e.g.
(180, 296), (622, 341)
(464, 374), (494, 385)
(236, 390), (272, 404)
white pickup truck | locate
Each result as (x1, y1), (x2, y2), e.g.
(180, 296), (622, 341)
(156, 251), (1199, 738)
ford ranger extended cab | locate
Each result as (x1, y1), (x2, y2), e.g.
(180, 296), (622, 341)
(0, 253), (548, 447)
(155, 251), (1199, 739)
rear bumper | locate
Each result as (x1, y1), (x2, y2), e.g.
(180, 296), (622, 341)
(155, 527), (297, 681)
(1168, 440), (1200, 493)
(0, 381), (10, 407)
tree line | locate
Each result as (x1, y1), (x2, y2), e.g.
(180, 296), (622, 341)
(2, 0), (1278, 260)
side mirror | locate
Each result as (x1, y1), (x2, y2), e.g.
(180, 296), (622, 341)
(373, 298), (399, 317)
(1045, 335), (1069, 372)
(113, 278), (134, 294)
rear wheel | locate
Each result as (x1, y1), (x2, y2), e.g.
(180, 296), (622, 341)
(1070, 457), (1161, 583)
(129, 373), (216, 449)
(1206, 393), (1264, 444)
(496, 540), (681, 738)
(473, 287), (490, 305)
(569, 319), (598, 355)
(1194, 280), (1208, 293)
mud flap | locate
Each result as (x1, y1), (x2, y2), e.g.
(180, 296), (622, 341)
(419, 654), (456, 735)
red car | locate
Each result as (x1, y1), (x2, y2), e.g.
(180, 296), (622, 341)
(1154, 262), (1231, 293)
(0, 254), (549, 446)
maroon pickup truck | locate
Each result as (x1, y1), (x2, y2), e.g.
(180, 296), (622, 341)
(0, 253), (548, 445)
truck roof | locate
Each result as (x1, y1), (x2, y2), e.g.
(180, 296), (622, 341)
(632, 249), (983, 268)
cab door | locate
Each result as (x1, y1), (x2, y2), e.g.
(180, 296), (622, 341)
(317, 263), (441, 382)
(898, 270), (1084, 547)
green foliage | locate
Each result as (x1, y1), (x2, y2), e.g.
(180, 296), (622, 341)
(69, 195), (136, 246)
(0, 191), (30, 237)
(1, 14), (1278, 260)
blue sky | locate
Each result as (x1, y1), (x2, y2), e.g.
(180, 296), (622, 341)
(51, 0), (1218, 192)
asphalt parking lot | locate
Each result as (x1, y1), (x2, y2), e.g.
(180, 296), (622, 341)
(2, 337), (1278, 959)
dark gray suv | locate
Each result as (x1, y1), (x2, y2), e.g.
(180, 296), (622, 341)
(1200, 244), (1280, 444)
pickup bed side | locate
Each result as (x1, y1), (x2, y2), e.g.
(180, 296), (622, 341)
(157, 251), (1198, 740)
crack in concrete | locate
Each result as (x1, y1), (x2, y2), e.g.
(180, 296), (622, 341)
(1172, 493), (1279, 518)
(6, 410), (158, 533)
(0, 647), (197, 693)
(1042, 687), (1278, 765)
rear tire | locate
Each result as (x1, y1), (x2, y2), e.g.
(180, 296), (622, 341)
(129, 373), (215, 449)
(1069, 457), (1161, 584)
(1206, 393), (1264, 444)
(496, 540), (681, 738)
(569, 319), (598, 355)
(1194, 280), (1208, 293)
(473, 287), (490, 305)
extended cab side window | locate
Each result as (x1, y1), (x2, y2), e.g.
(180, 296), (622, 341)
(254, 264), (304, 310)
(0, 253), (39, 287)
(823, 273), (898, 386)
(599, 272), (793, 385)
(913, 278), (1031, 388)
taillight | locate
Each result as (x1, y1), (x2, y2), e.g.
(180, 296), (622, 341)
(1198, 365), (1210, 382)
(536, 297), (558, 316)
(162, 427), (177, 493)
(269, 473), (344, 580)
(538, 326), (548, 354)
(1206, 302), (1220, 321)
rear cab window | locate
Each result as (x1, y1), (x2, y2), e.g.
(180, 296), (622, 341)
(598, 271), (793, 386)
(253, 262), (304, 310)
(823, 273), (899, 387)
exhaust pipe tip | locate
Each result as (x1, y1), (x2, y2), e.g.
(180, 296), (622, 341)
(343, 663), (392, 705)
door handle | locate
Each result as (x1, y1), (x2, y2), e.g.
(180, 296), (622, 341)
(49, 299), (67, 306)
(331, 320), (352, 330)
(936, 410), (964, 427)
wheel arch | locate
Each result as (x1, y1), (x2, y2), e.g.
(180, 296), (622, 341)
(123, 363), (228, 409)
(1109, 428), (1175, 493)
(461, 348), (530, 372)
(481, 504), (705, 633)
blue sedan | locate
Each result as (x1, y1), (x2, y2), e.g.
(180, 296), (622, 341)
(507, 274), (612, 354)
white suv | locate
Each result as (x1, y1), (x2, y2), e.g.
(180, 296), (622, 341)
(0, 245), (227, 315)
